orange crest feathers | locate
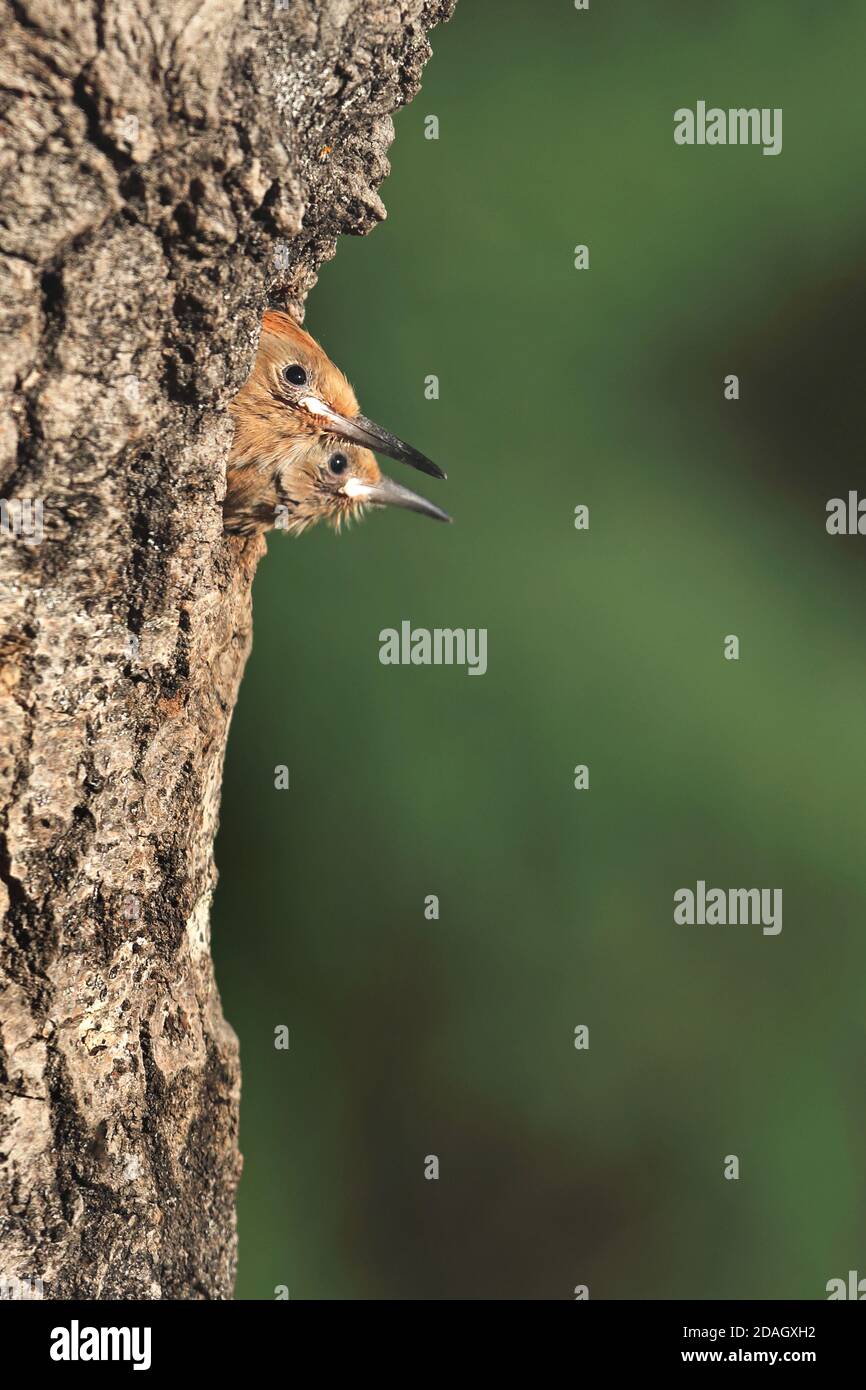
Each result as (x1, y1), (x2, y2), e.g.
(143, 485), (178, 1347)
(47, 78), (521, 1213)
(261, 310), (317, 352)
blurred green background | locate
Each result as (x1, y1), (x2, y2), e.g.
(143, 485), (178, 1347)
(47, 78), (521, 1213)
(213, 0), (866, 1299)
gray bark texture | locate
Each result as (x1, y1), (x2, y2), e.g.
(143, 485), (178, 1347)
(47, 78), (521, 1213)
(0, 0), (454, 1300)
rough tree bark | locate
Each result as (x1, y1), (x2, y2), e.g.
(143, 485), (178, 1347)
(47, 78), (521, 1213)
(0, 0), (454, 1300)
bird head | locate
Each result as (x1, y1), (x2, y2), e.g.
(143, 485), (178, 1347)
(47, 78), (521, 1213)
(226, 311), (450, 534)
(274, 434), (451, 534)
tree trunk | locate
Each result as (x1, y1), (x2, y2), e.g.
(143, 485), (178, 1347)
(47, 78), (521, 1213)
(0, 0), (454, 1301)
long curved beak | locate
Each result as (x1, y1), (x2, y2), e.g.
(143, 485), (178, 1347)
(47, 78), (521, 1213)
(299, 395), (445, 479)
(344, 475), (452, 523)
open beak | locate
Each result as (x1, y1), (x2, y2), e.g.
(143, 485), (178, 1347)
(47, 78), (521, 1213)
(299, 395), (445, 480)
(344, 475), (452, 524)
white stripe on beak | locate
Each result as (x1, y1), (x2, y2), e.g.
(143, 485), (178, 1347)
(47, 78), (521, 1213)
(342, 477), (374, 499)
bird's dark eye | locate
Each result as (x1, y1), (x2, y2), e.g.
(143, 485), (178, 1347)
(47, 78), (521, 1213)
(283, 364), (307, 386)
(328, 453), (348, 475)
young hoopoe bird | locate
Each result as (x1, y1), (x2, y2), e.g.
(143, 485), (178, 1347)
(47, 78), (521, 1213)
(224, 311), (451, 536)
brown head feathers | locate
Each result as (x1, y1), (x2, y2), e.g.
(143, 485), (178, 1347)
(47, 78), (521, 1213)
(224, 314), (450, 537)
